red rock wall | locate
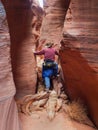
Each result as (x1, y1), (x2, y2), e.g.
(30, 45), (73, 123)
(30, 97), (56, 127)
(64, 0), (98, 76)
(0, 1), (16, 101)
(61, 0), (98, 127)
(40, 0), (70, 47)
(1, 0), (37, 99)
(1, 0), (98, 127)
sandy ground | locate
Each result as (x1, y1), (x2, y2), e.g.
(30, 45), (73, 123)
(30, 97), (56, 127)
(19, 110), (96, 130)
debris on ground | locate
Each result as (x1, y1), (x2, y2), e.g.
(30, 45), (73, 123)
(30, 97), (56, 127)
(16, 89), (95, 128)
(62, 100), (95, 128)
(16, 67), (95, 128)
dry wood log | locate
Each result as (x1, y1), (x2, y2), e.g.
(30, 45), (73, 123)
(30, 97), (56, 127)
(25, 100), (33, 115)
(29, 98), (48, 112)
(21, 104), (28, 115)
(21, 100), (33, 115)
(30, 106), (43, 112)
(56, 98), (62, 112)
(17, 92), (49, 114)
(16, 95), (35, 113)
(17, 92), (49, 105)
(46, 90), (58, 121)
(28, 91), (49, 101)
(31, 100), (39, 106)
(37, 98), (48, 107)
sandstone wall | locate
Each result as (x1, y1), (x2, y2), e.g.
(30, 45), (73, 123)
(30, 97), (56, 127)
(1, 0), (98, 127)
(61, 0), (98, 126)
(1, 0), (38, 99)
(64, 0), (98, 75)
(40, 0), (70, 48)
(0, 3), (21, 130)
(0, 1), (15, 101)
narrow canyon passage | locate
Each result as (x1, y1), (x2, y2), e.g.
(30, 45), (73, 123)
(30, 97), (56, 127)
(18, 75), (97, 130)
(17, 64), (96, 130)
(0, 0), (98, 130)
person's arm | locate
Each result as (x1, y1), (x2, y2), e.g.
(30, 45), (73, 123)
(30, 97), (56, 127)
(34, 49), (45, 55)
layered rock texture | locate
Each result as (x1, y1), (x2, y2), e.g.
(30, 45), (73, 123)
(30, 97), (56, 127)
(0, 3), (21, 130)
(64, 0), (98, 75)
(1, 0), (45, 99)
(40, 0), (98, 127)
(39, 0), (70, 47)
(61, 0), (98, 127)
(0, 1), (15, 102)
(0, 0), (98, 128)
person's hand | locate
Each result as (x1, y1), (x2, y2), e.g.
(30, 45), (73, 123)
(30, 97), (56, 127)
(32, 49), (35, 53)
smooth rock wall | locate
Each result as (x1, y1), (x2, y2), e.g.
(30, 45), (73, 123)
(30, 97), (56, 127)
(40, 0), (70, 47)
(1, 0), (37, 99)
(0, 1), (16, 101)
(61, 0), (98, 127)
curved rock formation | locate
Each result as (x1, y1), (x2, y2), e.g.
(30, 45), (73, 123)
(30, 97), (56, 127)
(39, 0), (70, 47)
(61, 0), (98, 127)
(40, 0), (98, 127)
(0, 0), (98, 128)
(0, 1), (15, 101)
(1, 0), (38, 99)
(0, 2), (20, 130)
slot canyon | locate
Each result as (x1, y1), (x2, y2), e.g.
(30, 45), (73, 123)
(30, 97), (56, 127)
(0, 0), (98, 130)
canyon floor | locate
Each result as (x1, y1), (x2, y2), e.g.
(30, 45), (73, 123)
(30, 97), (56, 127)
(19, 110), (96, 130)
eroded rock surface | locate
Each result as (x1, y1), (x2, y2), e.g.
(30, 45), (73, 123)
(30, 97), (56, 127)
(64, 0), (98, 76)
(1, 0), (45, 99)
(39, 0), (70, 48)
(39, 0), (98, 127)
(60, 0), (98, 127)
(0, 0), (98, 128)
(0, 1), (15, 101)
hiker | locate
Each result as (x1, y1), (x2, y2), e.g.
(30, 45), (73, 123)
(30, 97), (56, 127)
(33, 42), (59, 91)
